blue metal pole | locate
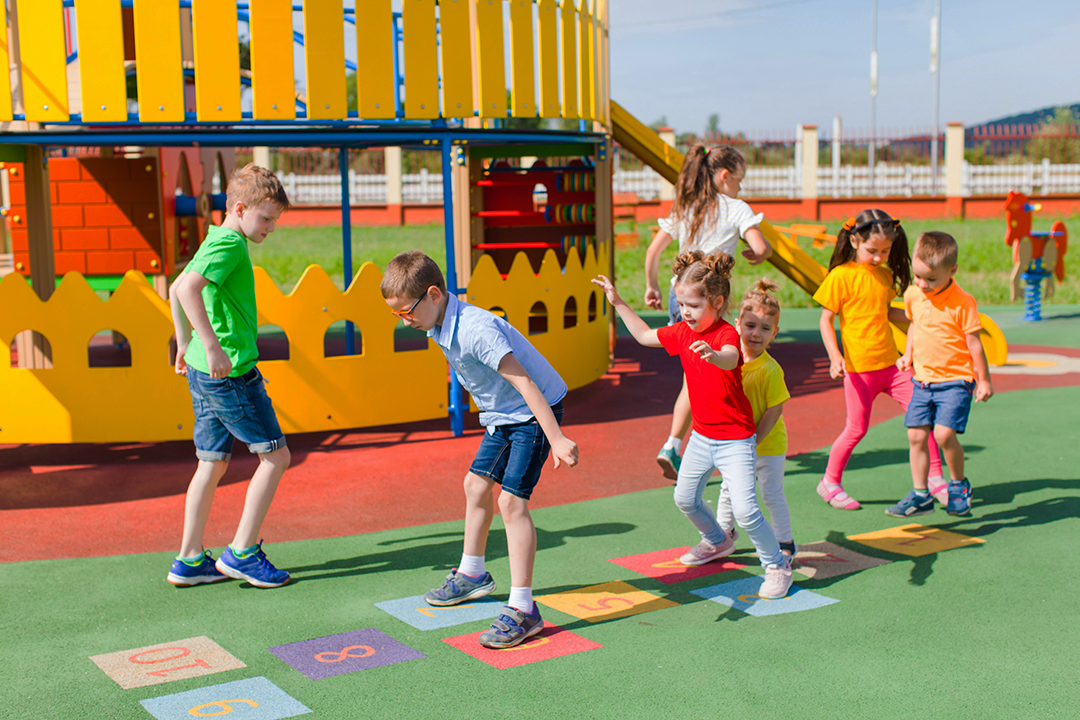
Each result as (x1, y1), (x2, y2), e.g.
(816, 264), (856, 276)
(442, 139), (464, 436)
(340, 147), (355, 354)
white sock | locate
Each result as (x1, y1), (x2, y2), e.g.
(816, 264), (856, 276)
(458, 554), (486, 577)
(663, 435), (682, 451)
(508, 586), (534, 613)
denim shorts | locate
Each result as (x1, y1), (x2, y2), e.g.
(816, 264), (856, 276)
(904, 378), (975, 433)
(667, 285), (682, 325)
(187, 366), (286, 462)
(469, 402), (564, 500)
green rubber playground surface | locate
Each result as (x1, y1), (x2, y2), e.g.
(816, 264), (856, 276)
(3, 382), (1078, 720)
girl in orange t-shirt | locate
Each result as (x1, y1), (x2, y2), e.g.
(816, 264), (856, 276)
(811, 209), (943, 510)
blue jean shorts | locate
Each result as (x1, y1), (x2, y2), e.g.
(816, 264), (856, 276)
(904, 379), (975, 433)
(667, 285), (682, 325)
(469, 401), (564, 500)
(187, 366), (286, 462)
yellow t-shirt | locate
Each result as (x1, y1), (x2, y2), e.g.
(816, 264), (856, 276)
(903, 280), (982, 383)
(812, 261), (900, 373)
(742, 351), (790, 457)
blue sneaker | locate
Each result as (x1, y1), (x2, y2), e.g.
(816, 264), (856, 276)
(946, 479), (973, 516)
(885, 490), (936, 518)
(656, 446), (680, 481)
(424, 569), (496, 606)
(479, 604), (544, 649)
(215, 541), (291, 588)
(167, 550), (228, 587)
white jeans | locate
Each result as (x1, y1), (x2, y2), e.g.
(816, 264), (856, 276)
(717, 453), (792, 544)
(673, 431), (783, 568)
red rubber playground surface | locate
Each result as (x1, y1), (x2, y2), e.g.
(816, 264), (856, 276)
(3, 332), (1078, 565)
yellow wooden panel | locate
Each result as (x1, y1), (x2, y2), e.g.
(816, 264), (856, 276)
(250, 0), (296, 120)
(191, 0), (241, 121)
(403, 0), (439, 118)
(508, 0), (535, 118)
(303, 0), (347, 119)
(0, 2), (14, 120)
(19, 1), (69, 122)
(598, 0), (609, 124)
(74, 0), (126, 122)
(536, 0), (558, 119)
(580, 0), (596, 121)
(133, 0), (185, 122)
(559, 0), (577, 119)
(474, 0), (505, 118)
(355, 0), (395, 119)
(438, 0), (473, 118)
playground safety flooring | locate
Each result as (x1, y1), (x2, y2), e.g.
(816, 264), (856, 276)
(2, 306), (1078, 720)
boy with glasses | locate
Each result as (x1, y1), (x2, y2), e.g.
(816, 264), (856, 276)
(382, 251), (579, 648)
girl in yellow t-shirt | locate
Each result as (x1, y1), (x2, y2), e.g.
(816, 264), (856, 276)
(716, 279), (797, 559)
(811, 209), (944, 511)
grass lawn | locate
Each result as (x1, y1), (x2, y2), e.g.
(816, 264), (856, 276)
(253, 216), (1079, 310)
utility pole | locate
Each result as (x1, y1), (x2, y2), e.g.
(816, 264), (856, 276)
(930, 0), (941, 195)
(869, 0), (877, 195)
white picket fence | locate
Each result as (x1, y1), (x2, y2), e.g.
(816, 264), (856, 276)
(276, 168), (443, 204)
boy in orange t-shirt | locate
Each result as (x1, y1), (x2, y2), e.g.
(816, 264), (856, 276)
(887, 232), (993, 519)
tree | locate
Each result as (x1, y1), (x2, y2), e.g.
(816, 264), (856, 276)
(706, 113), (720, 138)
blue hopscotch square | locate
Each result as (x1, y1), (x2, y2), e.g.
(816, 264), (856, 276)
(691, 577), (839, 617)
(374, 593), (503, 630)
(140, 677), (310, 720)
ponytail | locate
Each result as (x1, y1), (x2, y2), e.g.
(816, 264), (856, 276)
(739, 278), (781, 319)
(672, 144), (746, 248)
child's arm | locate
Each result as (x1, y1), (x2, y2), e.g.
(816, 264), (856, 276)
(169, 273), (193, 375)
(688, 341), (740, 370)
(887, 305), (909, 326)
(643, 229), (675, 310)
(819, 308), (845, 379)
(741, 226), (772, 265)
(496, 354), (579, 469)
(174, 270), (233, 378)
(965, 332), (994, 402)
(756, 403), (784, 443)
(591, 275), (662, 347)
(896, 321), (915, 372)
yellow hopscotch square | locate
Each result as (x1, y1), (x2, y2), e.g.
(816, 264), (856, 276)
(536, 580), (678, 623)
(848, 524), (985, 557)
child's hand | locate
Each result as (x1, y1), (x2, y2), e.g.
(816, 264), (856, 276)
(206, 345), (233, 379)
(551, 436), (579, 469)
(975, 379), (994, 403)
(741, 248), (767, 266)
(174, 352), (188, 376)
(644, 286), (663, 310)
(591, 275), (622, 305)
(689, 339), (720, 365)
(829, 356), (846, 379)
(896, 353), (912, 372)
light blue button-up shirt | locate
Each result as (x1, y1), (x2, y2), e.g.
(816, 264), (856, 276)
(429, 293), (567, 427)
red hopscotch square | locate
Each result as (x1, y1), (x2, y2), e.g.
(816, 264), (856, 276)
(608, 547), (746, 585)
(442, 622), (602, 669)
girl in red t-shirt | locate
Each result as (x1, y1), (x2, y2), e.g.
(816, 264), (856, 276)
(593, 251), (792, 600)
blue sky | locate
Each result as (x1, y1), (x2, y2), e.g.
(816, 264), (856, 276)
(609, 0), (1080, 136)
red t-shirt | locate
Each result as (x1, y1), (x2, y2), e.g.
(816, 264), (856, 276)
(657, 319), (756, 440)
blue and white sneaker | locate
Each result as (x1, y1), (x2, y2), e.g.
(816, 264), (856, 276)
(479, 604), (544, 649)
(167, 550), (228, 587)
(946, 479), (973, 516)
(215, 541), (291, 588)
(885, 490), (936, 518)
(424, 569), (496, 606)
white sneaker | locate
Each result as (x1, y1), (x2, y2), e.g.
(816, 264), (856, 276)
(679, 534), (736, 566)
(758, 558), (793, 599)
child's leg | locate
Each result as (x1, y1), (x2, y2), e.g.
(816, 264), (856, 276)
(822, 369), (882, 484)
(232, 446), (291, 550)
(463, 471), (497, 558)
(498, 492), (535, 589)
(657, 377), (692, 480)
(756, 454), (792, 544)
(715, 479), (734, 536)
(673, 433), (726, 545)
(179, 460), (229, 558)
(889, 368), (944, 480)
(907, 426), (932, 489)
(933, 425), (964, 480)
(670, 378), (692, 442)
(715, 437), (783, 568)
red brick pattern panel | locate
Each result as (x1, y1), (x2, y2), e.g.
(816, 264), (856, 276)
(5, 157), (163, 278)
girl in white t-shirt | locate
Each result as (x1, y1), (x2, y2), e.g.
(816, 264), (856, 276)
(643, 144), (772, 481)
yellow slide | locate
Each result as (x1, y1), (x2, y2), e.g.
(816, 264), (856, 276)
(609, 100), (1008, 364)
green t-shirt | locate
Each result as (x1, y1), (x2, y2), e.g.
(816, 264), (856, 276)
(182, 225), (259, 377)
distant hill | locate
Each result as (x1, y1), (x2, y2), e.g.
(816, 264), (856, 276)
(972, 104), (1080, 129)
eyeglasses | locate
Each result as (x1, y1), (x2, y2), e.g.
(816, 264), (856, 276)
(390, 289), (429, 321)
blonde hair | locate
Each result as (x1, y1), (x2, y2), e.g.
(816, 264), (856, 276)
(672, 250), (736, 310)
(739, 278), (781, 320)
(225, 163), (291, 213)
(380, 250), (446, 300)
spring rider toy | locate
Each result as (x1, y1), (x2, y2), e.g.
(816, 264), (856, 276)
(1003, 191), (1068, 321)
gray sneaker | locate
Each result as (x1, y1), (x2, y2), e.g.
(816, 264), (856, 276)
(423, 569), (496, 606)
(478, 604), (544, 648)
(679, 533), (736, 566)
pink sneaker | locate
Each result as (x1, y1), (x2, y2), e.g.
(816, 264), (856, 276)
(816, 479), (861, 510)
(759, 558), (793, 599)
(679, 534), (736, 566)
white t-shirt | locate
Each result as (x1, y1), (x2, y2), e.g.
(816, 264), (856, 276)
(658, 194), (764, 258)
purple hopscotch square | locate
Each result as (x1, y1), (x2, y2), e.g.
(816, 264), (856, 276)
(268, 629), (425, 680)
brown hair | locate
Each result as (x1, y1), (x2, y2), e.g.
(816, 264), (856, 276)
(829, 208), (912, 294)
(913, 231), (959, 269)
(226, 163), (291, 212)
(380, 250), (446, 300)
(671, 144), (747, 247)
(672, 250), (736, 311)
(739, 278), (781, 320)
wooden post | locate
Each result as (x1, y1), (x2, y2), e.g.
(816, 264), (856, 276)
(657, 126), (676, 212)
(22, 145), (54, 368)
(451, 145), (473, 289)
(800, 124), (819, 219)
(944, 122), (965, 218)
(593, 137), (616, 365)
(384, 145), (403, 225)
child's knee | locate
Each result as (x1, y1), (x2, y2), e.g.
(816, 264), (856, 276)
(908, 425), (931, 444)
(262, 445), (291, 470)
(932, 425), (959, 446)
(498, 491), (530, 520)
(672, 488), (700, 514)
(463, 472), (493, 497)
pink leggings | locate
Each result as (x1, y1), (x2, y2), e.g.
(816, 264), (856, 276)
(824, 365), (942, 484)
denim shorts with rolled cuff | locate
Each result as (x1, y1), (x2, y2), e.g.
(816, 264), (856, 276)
(187, 366), (287, 462)
(667, 286), (682, 326)
(468, 401), (564, 500)
(904, 378), (975, 433)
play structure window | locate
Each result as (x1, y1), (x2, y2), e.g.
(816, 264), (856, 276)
(323, 320), (364, 357)
(7, 331), (53, 369)
(528, 302), (548, 335)
(88, 330), (131, 368)
(588, 291), (598, 322)
(564, 297), (578, 329)
(257, 325), (290, 361)
(489, 307), (508, 321)
(393, 320), (428, 353)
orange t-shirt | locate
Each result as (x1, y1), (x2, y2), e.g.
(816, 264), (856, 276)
(903, 280), (982, 383)
(812, 261), (899, 373)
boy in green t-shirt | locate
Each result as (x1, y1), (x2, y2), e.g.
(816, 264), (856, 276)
(167, 164), (293, 589)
